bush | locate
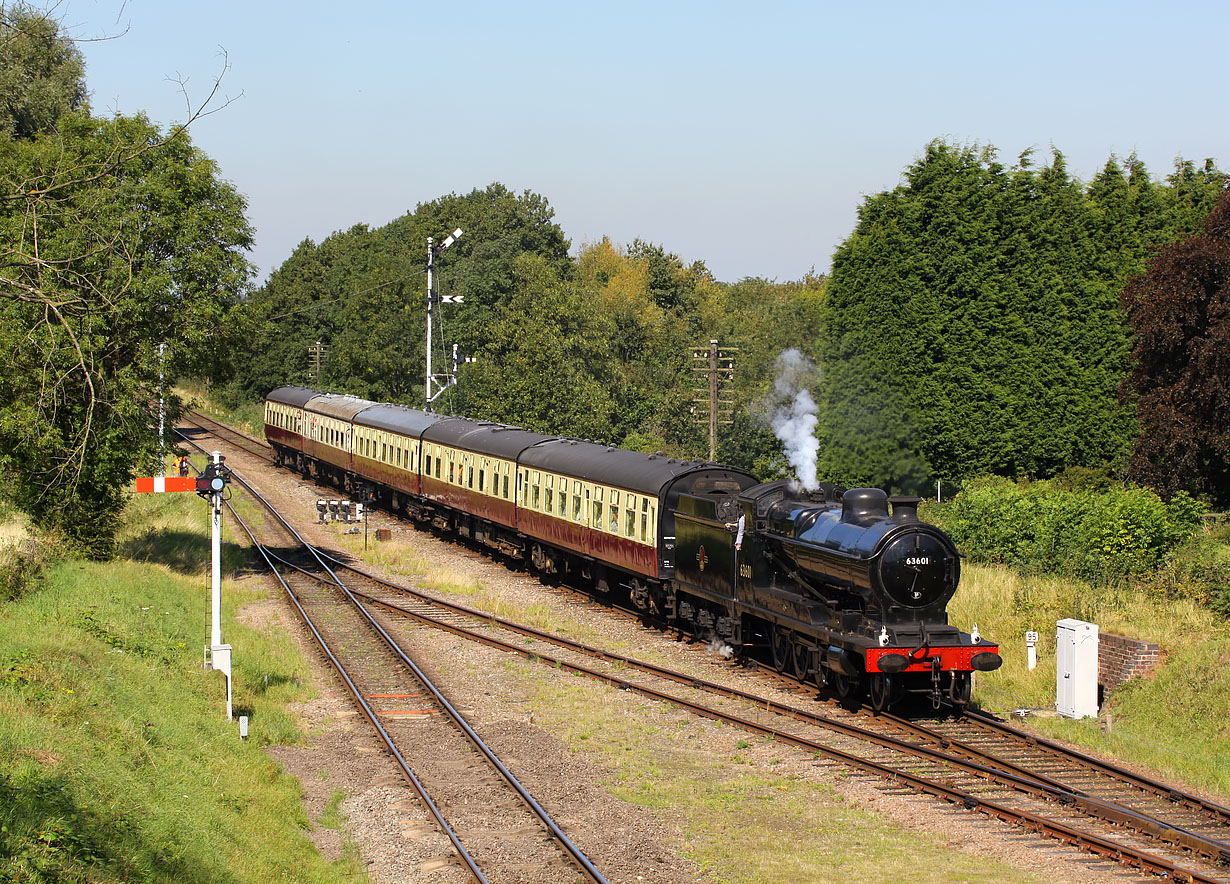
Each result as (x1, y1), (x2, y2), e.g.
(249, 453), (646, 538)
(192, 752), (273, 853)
(931, 477), (1215, 599)
(0, 534), (56, 603)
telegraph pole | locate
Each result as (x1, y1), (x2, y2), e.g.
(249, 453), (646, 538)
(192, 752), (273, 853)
(691, 339), (736, 461)
(307, 341), (328, 383)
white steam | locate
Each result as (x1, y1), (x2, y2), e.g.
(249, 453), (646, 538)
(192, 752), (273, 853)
(767, 349), (820, 491)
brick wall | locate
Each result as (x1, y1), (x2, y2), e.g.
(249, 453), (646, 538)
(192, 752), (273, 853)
(1098, 632), (1160, 693)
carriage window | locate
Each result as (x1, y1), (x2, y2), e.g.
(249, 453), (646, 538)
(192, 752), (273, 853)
(532, 484), (540, 509)
(478, 469), (485, 492)
(448, 463), (454, 483)
(467, 466), (474, 488)
(424, 454), (432, 475)
(592, 488), (604, 529)
(573, 492), (582, 521)
(626, 506), (635, 537)
(609, 505), (619, 534)
(436, 456), (442, 478)
(503, 473), (509, 499)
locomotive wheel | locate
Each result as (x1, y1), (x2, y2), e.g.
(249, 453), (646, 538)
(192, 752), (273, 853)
(829, 669), (859, 700)
(771, 627), (792, 673)
(791, 641), (811, 682)
(869, 674), (892, 713)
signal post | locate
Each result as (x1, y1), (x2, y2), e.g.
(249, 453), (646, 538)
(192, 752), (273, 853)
(135, 451), (233, 719)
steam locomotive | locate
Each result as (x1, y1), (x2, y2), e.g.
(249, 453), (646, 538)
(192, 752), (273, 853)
(264, 386), (1000, 710)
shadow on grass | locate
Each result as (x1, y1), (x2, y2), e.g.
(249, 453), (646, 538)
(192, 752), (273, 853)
(0, 771), (228, 883)
(119, 529), (252, 577)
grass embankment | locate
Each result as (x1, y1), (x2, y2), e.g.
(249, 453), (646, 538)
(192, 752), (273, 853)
(176, 381), (265, 438)
(0, 488), (366, 883)
(949, 563), (1230, 799)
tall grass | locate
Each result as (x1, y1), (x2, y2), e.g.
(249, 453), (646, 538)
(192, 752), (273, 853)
(0, 491), (367, 883)
(950, 563), (1230, 799)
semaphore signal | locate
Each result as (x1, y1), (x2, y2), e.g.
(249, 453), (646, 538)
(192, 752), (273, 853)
(134, 451), (234, 720)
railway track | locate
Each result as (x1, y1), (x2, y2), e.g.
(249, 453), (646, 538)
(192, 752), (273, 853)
(297, 552), (1230, 881)
(179, 415), (1230, 883)
(180, 436), (609, 883)
(182, 410), (273, 461)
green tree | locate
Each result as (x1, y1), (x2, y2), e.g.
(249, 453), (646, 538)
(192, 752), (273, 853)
(818, 140), (1222, 493)
(626, 239), (705, 314)
(230, 183), (570, 411)
(0, 4), (87, 138)
(458, 253), (618, 439)
(0, 11), (253, 553)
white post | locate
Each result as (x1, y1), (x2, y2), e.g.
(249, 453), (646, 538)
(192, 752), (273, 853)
(425, 229), (462, 410)
(207, 449), (233, 719)
(425, 236), (434, 410)
(210, 450), (223, 648)
(1026, 630), (1039, 671)
(158, 342), (166, 476)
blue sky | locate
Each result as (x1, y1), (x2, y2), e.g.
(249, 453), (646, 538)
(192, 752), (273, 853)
(66, 0), (1225, 284)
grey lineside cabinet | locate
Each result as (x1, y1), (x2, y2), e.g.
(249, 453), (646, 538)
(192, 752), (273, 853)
(1055, 618), (1099, 719)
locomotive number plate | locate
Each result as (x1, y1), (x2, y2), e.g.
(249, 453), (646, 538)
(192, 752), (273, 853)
(905, 556), (931, 566)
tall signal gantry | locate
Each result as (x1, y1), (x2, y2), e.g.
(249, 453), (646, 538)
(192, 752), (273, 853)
(425, 228), (471, 410)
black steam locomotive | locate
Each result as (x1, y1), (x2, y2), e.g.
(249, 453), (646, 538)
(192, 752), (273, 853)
(264, 386), (1000, 711)
(672, 480), (1001, 710)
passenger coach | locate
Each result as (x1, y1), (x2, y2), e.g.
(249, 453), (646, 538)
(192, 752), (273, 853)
(263, 386), (758, 590)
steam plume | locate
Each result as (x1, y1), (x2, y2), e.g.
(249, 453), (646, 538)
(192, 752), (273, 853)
(767, 349), (820, 490)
